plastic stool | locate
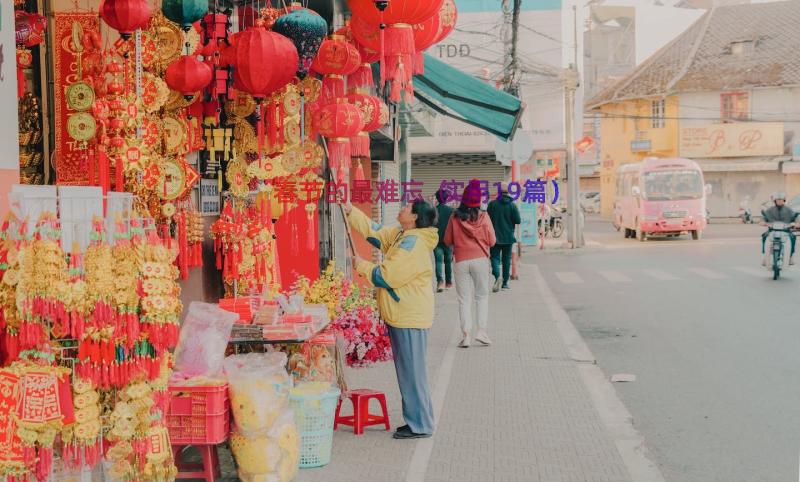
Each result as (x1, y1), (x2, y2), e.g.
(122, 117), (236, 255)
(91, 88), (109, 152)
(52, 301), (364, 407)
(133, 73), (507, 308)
(334, 389), (390, 435)
(173, 444), (221, 481)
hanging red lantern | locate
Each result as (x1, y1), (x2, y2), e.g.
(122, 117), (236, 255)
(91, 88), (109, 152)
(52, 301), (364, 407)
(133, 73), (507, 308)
(100, 0), (152, 40)
(229, 27), (299, 98)
(313, 100), (364, 178)
(165, 55), (212, 99)
(311, 35), (362, 104)
(346, 91), (388, 178)
(337, 24), (380, 90)
(434, 0), (458, 44)
(348, 0), (443, 25)
(413, 0), (457, 75)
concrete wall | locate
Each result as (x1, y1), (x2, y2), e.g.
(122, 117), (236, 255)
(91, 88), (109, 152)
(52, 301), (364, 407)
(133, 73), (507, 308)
(705, 171), (784, 218)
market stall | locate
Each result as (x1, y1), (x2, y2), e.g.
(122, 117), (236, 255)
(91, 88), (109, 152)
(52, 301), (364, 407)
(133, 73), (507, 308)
(2, 0), (457, 479)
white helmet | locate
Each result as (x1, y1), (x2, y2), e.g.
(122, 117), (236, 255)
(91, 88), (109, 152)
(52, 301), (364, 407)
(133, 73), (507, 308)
(771, 192), (787, 202)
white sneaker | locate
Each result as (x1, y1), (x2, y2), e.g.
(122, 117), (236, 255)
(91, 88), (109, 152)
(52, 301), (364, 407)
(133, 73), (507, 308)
(458, 334), (471, 348)
(492, 277), (502, 293)
(475, 331), (492, 346)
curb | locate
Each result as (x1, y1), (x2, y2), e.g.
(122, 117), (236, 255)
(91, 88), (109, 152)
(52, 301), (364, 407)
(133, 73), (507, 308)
(532, 264), (666, 482)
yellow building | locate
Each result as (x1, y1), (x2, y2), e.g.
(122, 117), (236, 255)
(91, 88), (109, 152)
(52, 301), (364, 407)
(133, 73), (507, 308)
(592, 97), (680, 217)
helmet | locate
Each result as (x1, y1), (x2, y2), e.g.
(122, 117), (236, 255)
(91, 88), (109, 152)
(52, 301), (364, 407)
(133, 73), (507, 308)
(771, 192), (787, 202)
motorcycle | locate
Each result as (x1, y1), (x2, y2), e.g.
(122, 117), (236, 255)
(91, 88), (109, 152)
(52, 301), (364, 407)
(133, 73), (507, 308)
(764, 221), (793, 280)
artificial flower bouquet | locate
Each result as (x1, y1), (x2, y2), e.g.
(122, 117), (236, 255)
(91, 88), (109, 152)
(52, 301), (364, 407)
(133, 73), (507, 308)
(295, 261), (392, 367)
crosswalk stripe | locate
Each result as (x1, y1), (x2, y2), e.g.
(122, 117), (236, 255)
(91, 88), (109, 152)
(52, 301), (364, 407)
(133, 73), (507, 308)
(688, 267), (728, 279)
(555, 271), (584, 284)
(733, 266), (767, 277)
(642, 269), (679, 281)
(597, 270), (631, 282)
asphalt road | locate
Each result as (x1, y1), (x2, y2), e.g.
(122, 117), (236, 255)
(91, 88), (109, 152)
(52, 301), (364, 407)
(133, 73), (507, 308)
(526, 218), (800, 482)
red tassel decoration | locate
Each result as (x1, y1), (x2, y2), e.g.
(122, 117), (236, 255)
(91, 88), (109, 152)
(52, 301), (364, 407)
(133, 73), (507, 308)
(321, 75), (346, 105)
(348, 63), (375, 90)
(350, 132), (371, 160)
(412, 51), (425, 76)
(306, 206), (316, 251)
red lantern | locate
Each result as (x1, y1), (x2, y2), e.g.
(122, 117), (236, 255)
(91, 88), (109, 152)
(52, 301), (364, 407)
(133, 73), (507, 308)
(348, 0), (443, 25)
(337, 24), (380, 90)
(229, 27), (299, 98)
(346, 91), (388, 178)
(414, 0), (457, 75)
(349, 13), (416, 101)
(434, 0), (458, 44)
(313, 100), (364, 177)
(165, 55), (212, 98)
(100, 0), (152, 40)
(311, 35), (362, 104)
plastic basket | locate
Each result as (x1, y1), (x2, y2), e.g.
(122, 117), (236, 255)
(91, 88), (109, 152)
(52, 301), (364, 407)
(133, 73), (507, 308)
(289, 386), (341, 468)
(167, 384), (230, 445)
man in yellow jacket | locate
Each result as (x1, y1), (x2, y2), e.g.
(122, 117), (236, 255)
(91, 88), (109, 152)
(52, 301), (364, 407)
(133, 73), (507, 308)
(346, 199), (439, 439)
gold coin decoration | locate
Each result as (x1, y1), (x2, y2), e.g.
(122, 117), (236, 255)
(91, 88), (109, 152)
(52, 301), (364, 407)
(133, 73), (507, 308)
(165, 89), (198, 111)
(283, 88), (301, 118)
(66, 82), (95, 111)
(162, 116), (187, 154)
(141, 73), (170, 114)
(67, 112), (96, 142)
(232, 119), (257, 154)
(226, 158), (250, 198)
(226, 93), (256, 118)
(281, 146), (304, 174)
(300, 77), (322, 103)
(284, 121), (301, 146)
(301, 140), (324, 169)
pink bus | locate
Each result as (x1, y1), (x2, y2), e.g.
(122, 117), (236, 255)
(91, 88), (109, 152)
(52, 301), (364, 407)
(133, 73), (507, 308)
(612, 157), (710, 241)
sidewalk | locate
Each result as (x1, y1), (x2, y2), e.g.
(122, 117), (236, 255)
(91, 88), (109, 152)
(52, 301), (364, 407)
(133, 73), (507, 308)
(293, 262), (663, 482)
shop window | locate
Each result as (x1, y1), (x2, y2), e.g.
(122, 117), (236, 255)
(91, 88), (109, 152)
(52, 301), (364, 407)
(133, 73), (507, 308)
(721, 92), (749, 121)
(651, 99), (665, 129)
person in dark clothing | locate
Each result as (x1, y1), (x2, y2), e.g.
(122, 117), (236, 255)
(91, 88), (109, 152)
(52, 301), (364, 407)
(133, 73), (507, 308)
(433, 189), (455, 292)
(761, 192), (798, 263)
(487, 182), (521, 291)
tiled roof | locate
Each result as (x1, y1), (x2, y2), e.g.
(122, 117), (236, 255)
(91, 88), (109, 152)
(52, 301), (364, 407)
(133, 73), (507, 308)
(587, 1), (800, 108)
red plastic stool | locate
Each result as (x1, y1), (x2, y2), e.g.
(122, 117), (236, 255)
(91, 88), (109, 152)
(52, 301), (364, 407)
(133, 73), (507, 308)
(173, 444), (221, 481)
(334, 389), (390, 435)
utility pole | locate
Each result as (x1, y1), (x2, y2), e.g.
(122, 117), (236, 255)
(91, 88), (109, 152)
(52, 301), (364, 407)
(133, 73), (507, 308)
(566, 4), (583, 248)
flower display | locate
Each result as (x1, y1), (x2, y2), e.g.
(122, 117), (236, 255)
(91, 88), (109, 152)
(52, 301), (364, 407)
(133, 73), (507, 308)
(295, 261), (392, 367)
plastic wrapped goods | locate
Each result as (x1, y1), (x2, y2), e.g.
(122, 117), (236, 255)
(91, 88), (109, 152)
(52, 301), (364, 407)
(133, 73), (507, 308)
(173, 302), (237, 378)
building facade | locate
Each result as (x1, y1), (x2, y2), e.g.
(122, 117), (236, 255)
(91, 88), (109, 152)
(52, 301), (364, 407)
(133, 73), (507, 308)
(588, 1), (800, 218)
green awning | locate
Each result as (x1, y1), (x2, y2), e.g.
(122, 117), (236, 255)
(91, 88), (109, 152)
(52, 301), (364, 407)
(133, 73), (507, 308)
(412, 54), (524, 141)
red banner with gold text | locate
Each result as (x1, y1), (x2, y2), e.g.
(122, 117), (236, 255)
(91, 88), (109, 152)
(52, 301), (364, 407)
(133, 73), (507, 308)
(53, 13), (99, 185)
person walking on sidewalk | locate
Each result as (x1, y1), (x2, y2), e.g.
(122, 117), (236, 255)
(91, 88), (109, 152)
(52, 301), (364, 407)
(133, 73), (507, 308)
(488, 182), (521, 292)
(444, 179), (496, 348)
(345, 200), (439, 440)
(434, 189), (454, 292)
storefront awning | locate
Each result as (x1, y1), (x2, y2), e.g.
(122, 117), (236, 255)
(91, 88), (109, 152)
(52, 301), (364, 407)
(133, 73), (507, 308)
(695, 157), (789, 172)
(413, 54), (524, 141)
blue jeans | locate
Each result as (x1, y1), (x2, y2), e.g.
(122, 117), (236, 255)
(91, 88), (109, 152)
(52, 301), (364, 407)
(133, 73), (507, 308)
(387, 326), (435, 434)
(433, 243), (453, 284)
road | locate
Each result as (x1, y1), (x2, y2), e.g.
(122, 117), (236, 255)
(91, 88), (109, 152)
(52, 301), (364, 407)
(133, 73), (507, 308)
(526, 218), (800, 482)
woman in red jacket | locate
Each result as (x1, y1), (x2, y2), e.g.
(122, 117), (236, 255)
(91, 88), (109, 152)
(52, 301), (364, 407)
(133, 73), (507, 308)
(444, 179), (497, 348)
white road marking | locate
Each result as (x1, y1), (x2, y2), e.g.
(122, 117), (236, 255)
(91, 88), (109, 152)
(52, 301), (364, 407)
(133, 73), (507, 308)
(733, 266), (767, 277)
(642, 269), (680, 281)
(555, 271), (584, 284)
(598, 270), (632, 283)
(688, 267), (728, 279)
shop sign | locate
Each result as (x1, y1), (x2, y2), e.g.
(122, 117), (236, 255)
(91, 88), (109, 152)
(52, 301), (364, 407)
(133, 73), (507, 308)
(199, 178), (220, 216)
(679, 122), (784, 158)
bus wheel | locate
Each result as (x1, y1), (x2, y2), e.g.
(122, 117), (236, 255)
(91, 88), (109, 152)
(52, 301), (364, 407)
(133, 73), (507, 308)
(692, 230), (702, 240)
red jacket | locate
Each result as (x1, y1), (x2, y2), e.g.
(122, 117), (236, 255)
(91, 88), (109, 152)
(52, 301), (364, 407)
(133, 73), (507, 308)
(444, 211), (497, 262)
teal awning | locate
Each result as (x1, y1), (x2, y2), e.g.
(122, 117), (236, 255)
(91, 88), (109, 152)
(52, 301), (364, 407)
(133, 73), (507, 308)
(413, 54), (524, 141)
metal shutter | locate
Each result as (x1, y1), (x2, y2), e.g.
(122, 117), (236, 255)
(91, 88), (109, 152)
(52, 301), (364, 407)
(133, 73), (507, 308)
(411, 163), (509, 200)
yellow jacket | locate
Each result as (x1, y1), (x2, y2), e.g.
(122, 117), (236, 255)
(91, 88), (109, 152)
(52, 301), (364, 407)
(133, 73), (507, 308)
(348, 207), (438, 329)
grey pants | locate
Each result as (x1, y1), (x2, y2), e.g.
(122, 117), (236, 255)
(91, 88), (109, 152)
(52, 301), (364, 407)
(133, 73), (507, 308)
(387, 326), (435, 435)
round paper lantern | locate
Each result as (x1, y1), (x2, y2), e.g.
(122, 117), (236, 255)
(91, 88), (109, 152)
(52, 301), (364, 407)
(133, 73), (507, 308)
(230, 28), (299, 98)
(346, 91), (388, 177)
(272, 8), (328, 79)
(348, 0), (444, 26)
(100, 0), (152, 40)
(313, 100), (364, 176)
(162, 0), (208, 30)
(311, 36), (362, 104)
(349, 13), (414, 101)
(434, 0), (458, 43)
(165, 55), (212, 98)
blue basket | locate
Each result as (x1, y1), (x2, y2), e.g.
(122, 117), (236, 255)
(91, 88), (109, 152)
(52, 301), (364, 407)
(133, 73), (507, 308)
(289, 385), (341, 468)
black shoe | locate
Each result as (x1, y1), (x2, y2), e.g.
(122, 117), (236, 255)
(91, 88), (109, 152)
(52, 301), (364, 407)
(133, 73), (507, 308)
(394, 424), (411, 434)
(392, 429), (432, 440)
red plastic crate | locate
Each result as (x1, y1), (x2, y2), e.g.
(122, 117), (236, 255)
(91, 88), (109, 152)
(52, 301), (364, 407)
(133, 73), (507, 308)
(167, 384), (230, 445)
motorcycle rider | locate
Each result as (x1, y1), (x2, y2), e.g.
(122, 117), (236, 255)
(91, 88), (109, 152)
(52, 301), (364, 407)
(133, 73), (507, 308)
(761, 192), (798, 265)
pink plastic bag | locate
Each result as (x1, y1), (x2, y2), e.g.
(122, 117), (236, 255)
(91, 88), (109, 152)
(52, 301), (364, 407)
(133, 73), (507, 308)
(173, 302), (238, 378)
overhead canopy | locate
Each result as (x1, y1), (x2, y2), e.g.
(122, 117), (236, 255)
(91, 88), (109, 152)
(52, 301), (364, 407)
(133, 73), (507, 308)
(412, 54), (524, 141)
